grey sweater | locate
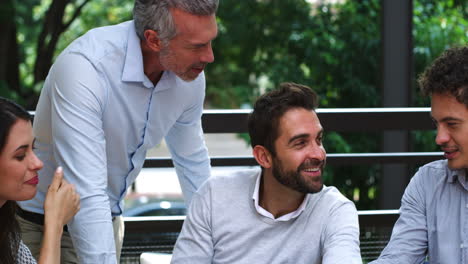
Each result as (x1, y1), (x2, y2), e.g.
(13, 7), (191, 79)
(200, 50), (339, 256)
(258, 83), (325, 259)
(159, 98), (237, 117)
(172, 169), (362, 264)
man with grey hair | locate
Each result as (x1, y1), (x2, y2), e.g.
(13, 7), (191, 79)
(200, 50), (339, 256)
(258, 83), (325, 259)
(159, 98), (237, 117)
(17, 0), (218, 263)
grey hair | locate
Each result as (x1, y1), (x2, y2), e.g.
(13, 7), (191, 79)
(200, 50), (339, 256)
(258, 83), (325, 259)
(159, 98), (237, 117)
(133, 0), (219, 43)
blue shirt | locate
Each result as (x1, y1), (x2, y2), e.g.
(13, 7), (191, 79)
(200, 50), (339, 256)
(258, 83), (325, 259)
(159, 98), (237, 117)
(18, 20), (211, 263)
(371, 160), (468, 264)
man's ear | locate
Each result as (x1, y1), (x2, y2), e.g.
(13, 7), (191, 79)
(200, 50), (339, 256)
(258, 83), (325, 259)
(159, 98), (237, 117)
(253, 145), (273, 169)
(144, 29), (163, 52)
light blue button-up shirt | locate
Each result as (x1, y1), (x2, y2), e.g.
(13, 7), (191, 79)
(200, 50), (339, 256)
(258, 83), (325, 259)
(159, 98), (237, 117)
(371, 159), (468, 264)
(18, 20), (211, 263)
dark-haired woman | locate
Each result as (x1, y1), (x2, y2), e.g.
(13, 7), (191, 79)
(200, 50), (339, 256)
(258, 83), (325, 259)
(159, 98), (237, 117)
(0, 97), (80, 264)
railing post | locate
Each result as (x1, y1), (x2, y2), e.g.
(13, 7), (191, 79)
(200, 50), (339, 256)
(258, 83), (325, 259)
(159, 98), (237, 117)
(380, 0), (413, 209)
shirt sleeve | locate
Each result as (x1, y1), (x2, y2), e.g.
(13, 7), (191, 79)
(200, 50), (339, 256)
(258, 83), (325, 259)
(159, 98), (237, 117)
(171, 185), (214, 263)
(46, 53), (117, 263)
(370, 170), (428, 264)
(164, 83), (211, 205)
(322, 200), (362, 264)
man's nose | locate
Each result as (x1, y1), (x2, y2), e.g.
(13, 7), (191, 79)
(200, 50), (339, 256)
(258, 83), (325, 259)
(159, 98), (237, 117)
(200, 42), (214, 63)
(307, 144), (326, 161)
(435, 126), (450, 146)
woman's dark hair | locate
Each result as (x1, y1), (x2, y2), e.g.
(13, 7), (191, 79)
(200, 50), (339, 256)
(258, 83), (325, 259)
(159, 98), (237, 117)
(0, 97), (32, 264)
(0, 201), (20, 264)
(248, 82), (318, 156)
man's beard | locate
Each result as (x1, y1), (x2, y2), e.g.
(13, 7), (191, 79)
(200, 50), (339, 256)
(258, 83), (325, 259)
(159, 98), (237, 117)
(159, 46), (205, 82)
(272, 157), (325, 194)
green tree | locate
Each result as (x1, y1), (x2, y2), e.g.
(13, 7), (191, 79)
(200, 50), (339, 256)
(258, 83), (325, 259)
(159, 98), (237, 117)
(205, 0), (382, 209)
(413, 0), (467, 108)
(301, 0), (382, 209)
(205, 0), (314, 108)
(0, 0), (131, 108)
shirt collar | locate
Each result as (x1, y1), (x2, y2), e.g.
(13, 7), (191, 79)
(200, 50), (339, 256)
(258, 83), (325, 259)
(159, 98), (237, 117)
(445, 160), (468, 191)
(121, 21), (153, 88)
(446, 165), (468, 191)
(446, 164), (463, 183)
(252, 172), (309, 222)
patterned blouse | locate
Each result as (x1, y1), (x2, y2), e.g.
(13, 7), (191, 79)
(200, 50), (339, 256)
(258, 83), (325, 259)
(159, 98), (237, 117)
(17, 240), (37, 264)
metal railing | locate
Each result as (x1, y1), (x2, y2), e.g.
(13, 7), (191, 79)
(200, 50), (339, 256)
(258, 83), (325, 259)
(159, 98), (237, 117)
(31, 108), (440, 167)
(144, 107), (440, 168)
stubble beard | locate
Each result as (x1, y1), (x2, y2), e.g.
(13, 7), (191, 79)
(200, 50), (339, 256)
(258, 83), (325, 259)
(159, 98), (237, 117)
(159, 46), (202, 82)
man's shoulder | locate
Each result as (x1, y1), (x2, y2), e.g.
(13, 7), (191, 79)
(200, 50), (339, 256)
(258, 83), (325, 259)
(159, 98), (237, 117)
(412, 159), (452, 183)
(307, 185), (356, 215)
(305, 186), (358, 234)
(63, 21), (133, 61)
(420, 159), (448, 171)
(193, 169), (259, 205)
(205, 169), (260, 188)
(319, 185), (352, 204)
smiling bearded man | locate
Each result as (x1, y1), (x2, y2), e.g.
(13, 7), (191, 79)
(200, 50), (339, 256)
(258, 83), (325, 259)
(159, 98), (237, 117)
(171, 82), (361, 264)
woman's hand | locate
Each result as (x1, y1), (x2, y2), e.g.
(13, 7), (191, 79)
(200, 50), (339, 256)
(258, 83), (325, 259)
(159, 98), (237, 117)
(39, 168), (79, 263)
(43, 167), (80, 229)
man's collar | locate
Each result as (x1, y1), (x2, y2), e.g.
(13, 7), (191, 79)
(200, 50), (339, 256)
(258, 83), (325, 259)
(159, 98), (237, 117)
(121, 21), (153, 88)
(444, 164), (468, 192)
(446, 165), (463, 183)
(252, 172), (309, 222)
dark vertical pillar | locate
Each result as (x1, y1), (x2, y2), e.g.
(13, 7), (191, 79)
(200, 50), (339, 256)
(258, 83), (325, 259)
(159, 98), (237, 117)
(0, 0), (20, 95)
(380, 0), (413, 209)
